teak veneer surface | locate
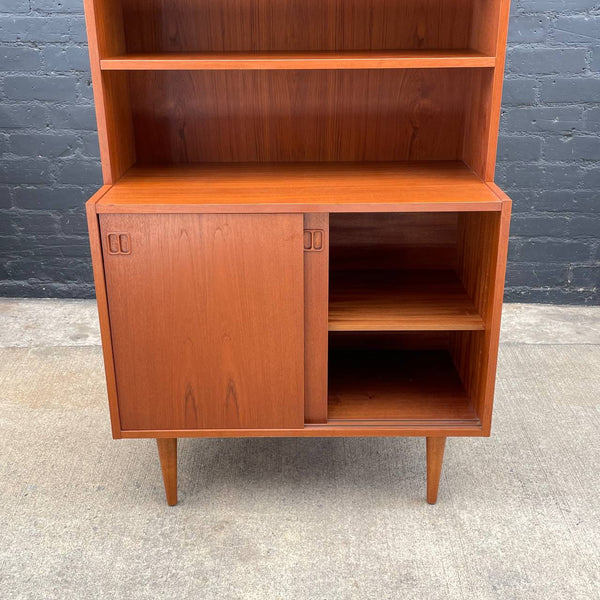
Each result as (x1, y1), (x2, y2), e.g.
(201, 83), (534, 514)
(328, 350), (478, 422)
(119, 0), (491, 54)
(100, 213), (305, 431)
(329, 270), (485, 331)
(95, 162), (503, 213)
(101, 49), (496, 70)
(126, 69), (476, 163)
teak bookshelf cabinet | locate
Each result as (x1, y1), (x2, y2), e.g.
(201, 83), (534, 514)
(84, 0), (512, 506)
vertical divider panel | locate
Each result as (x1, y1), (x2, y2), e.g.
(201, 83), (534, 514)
(470, 0), (503, 56)
(462, 68), (494, 180)
(304, 213), (330, 424)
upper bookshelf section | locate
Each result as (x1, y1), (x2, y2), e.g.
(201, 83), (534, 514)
(87, 0), (509, 182)
(91, 0), (504, 69)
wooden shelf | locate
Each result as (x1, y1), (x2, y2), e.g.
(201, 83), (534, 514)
(96, 162), (503, 214)
(328, 350), (478, 423)
(101, 50), (495, 71)
(329, 270), (484, 332)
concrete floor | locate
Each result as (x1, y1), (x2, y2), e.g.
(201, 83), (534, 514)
(0, 299), (599, 600)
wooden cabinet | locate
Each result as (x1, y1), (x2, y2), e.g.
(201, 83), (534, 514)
(84, 0), (512, 505)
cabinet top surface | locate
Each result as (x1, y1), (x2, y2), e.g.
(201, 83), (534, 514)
(94, 162), (505, 214)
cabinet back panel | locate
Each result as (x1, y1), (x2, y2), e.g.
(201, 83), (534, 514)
(121, 0), (473, 53)
(129, 69), (470, 163)
(329, 213), (458, 271)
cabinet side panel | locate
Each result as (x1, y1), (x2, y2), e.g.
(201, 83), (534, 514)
(102, 72), (136, 182)
(484, 0), (512, 181)
(84, 0), (135, 183)
(86, 188), (122, 438)
(463, 0), (511, 179)
(462, 68), (494, 180)
(304, 213), (329, 424)
(470, 0), (503, 55)
(452, 199), (511, 430)
(100, 213), (305, 431)
(479, 191), (512, 432)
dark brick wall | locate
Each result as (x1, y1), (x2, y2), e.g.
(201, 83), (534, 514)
(1, 0), (100, 298)
(0, 1), (599, 302)
(499, 0), (600, 303)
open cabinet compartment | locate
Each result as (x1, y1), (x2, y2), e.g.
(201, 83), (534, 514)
(97, 66), (496, 186)
(328, 331), (482, 424)
(327, 210), (503, 428)
(93, 0), (503, 56)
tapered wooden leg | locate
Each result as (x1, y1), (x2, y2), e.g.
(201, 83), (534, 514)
(426, 437), (446, 505)
(156, 438), (178, 506)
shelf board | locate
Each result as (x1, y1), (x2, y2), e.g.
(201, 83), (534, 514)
(95, 162), (504, 214)
(101, 50), (496, 71)
(328, 350), (478, 423)
(329, 270), (484, 332)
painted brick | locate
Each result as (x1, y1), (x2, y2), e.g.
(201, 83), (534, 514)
(507, 48), (587, 75)
(591, 47), (600, 72)
(501, 79), (538, 105)
(508, 15), (549, 44)
(543, 136), (600, 161)
(13, 186), (95, 210)
(502, 106), (583, 133)
(552, 15), (600, 43)
(0, 104), (49, 128)
(0, 45), (42, 71)
(4, 75), (78, 101)
(9, 133), (78, 158)
(584, 108), (600, 132)
(541, 78), (600, 103)
(498, 135), (543, 161)
(41, 45), (91, 72)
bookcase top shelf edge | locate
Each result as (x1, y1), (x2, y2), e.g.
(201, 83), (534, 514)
(101, 50), (497, 71)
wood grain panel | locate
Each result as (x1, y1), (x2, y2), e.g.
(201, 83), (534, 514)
(329, 212), (458, 271)
(304, 213), (329, 424)
(127, 69), (471, 163)
(464, 0), (511, 179)
(86, 187), (122, 438)
(100, 72), (136, 182)
(470, 0), (503, 56)
(462, 67), (494, 179)
(100, 213), (305, 431)
(329, 270), (484, 331)
(451, 198), (511, 429)
(121, 0), (475, 53)
(483, 0), (512, 181)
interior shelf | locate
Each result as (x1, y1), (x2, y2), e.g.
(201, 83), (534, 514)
(95, 162), (503, 213)
(101, 50), (495, 71)
(329, 270), (484, 332)
(328, 349), (478, 423)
